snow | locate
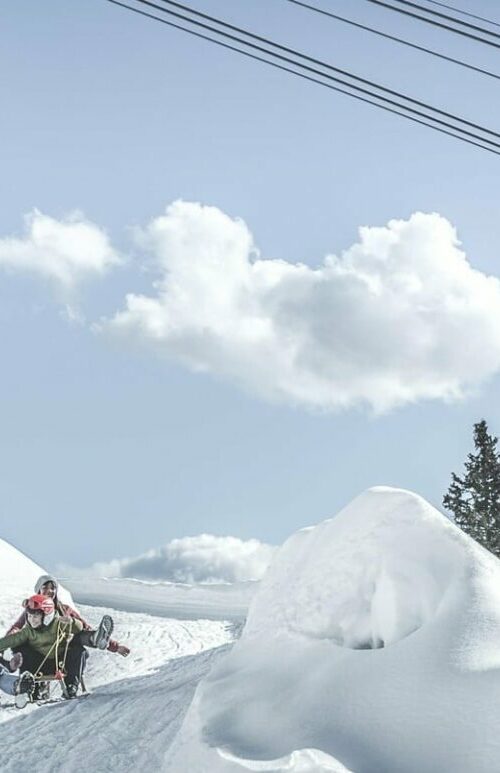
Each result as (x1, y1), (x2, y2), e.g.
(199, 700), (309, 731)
(0, 537), (73, 614)
(0, 646), (231, 773)
(166, 487), (500, 772)
(3, 486), (500, 773)
(64, 576), (255, 621)
(0, 537), (238, 768)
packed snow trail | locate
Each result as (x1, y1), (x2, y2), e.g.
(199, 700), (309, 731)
(0, 603), (233, 726)
(0, 598), (236, 770)
(0, 645), (230, 773)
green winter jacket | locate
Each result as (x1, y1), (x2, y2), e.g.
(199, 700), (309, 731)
(0, 613), (83, 658)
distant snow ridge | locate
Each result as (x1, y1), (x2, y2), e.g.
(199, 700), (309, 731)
(166, 487), (500, 773)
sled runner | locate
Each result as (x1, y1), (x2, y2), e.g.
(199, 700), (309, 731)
(14, 670), (89, 709)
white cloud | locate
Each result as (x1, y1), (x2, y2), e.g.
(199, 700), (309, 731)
(102, 201), (500, 412)
(65, 534), (276, 584)
(0, 209), (121, 290)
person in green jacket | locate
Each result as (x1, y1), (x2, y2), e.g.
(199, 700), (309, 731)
(0, 594), (84, 699)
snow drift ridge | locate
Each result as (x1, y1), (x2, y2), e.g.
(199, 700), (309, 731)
(244, 486), (473, 649)
(167, 486), (500, 773)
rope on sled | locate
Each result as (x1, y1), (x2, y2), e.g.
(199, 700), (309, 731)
(33, 620), (71, 681)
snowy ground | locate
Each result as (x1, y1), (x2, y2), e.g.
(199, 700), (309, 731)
(0, 548), (245, 770)
(3, 486), (500, 772)
(65, 576), (255, 621)
(0, 646), (231, 773)
(77, 603), (236, 685)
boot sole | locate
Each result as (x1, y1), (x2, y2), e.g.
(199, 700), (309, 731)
(95, 614), (114, 650)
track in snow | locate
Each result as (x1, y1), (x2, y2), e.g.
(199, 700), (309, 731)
(0, 582), (242, 770)
(0, 645), (230, 772)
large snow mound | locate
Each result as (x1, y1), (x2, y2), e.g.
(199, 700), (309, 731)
(166, 487), (500, 773)
(243, 485), (470, 649)
(0, 537), (73, 636)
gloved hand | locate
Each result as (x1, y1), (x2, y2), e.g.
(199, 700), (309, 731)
(116, 644), (130, 657)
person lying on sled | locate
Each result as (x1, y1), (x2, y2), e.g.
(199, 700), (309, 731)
(8, 574), (129, 658)
(0, 594), (87, 699)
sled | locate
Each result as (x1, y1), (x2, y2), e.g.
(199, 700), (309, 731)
(14, 671), (88, 709)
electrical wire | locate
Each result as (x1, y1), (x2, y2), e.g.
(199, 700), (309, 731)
(109, 0), (500, 150)
(422, 0), (500, 29)
(362, 0), (500, 49)
(286, 0), (500, 82)
(105, 0), (500, 155)
(128, 0), (500, 143)
(389, 0), (500, 38)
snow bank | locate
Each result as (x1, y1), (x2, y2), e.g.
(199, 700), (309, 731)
(243, 485), (468, 649)
(0, 537), (73, 637)
(166, 487), (500, 773)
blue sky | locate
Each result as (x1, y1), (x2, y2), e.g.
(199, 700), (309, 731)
(2, 0), (500, 569)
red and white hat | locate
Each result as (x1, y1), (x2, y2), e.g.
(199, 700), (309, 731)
(26, 594), (55, 625)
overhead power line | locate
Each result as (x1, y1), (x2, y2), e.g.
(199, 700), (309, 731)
(125, 0), (500, 139)
(389, 0), (500, 37)
(105, 0), (500, 155)
(422, 0), (500, 29)
(362, 0), (500, 49)
(286, 0), (500, 82)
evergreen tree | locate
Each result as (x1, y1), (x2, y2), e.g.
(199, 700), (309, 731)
(443, 420), (500, 557)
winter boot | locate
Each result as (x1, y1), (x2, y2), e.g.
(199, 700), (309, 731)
(90, 614), (114, 650)
(14, 672), (35, 709)
(63, 677), (79, 699)
(32, 681), (51, 702)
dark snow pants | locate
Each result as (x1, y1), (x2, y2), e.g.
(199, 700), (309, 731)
(13, 640), (88, 687)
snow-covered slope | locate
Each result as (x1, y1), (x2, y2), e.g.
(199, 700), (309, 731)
(65, 576), (254, 621)
(1, 645), (231, 773)
(5, 487), (500, 772)
(0, 536), (237, 767)
(167, 487), (500, 773)
(0, 537), (47, 584)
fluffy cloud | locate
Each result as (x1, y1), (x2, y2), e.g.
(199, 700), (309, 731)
(69, 534), (276, 584)
(0, 209), (121, 289)
(102, 201), (500, 412)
